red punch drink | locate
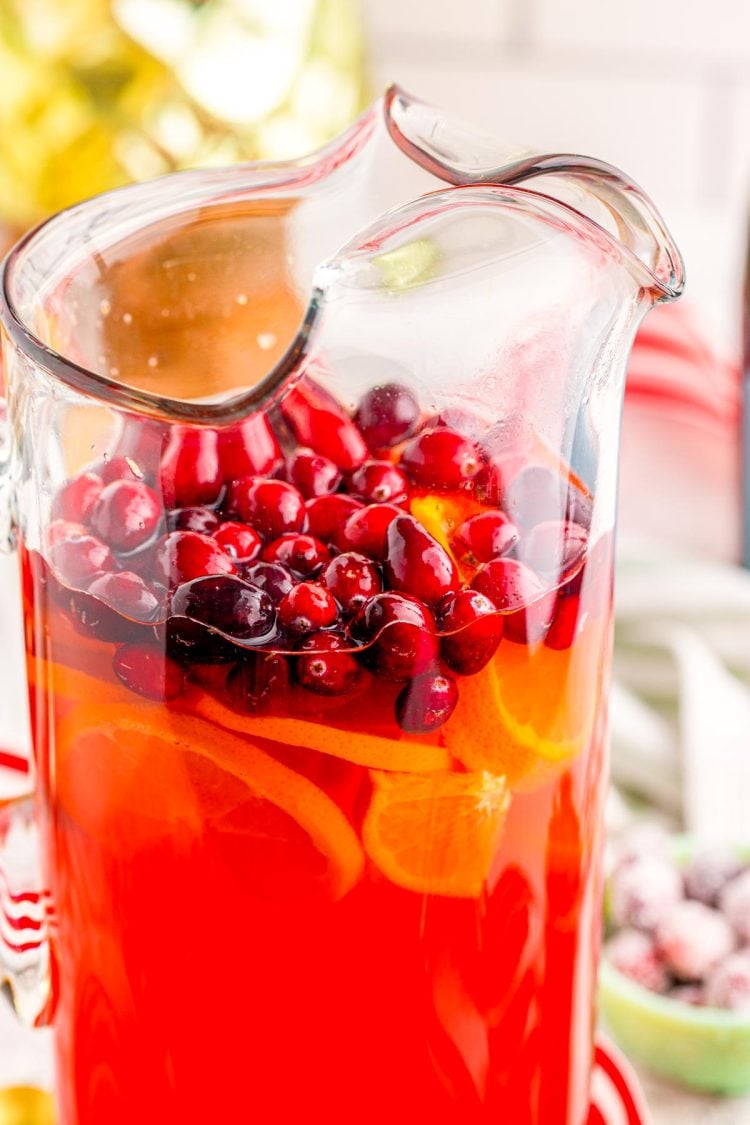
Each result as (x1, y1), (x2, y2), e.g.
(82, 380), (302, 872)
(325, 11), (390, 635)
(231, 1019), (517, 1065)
(24, 372), (612, 1125)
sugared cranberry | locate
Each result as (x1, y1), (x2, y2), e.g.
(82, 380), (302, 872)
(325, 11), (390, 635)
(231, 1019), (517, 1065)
(262, 533), (330, 577)
(455, 510), (519, 562)
(669, 984), (705, 1006)
(160, 427), (223, 508)
(609, 855), (683, 933)
(605, 929), (669, 993)
(305, 494), (363, 543)
(52, 472), (103, 523)
(278, 582), (338, 635)
(285, 448), (341, 499)
(655, 901), (735, 981)
(720, 870), (750, 943)
(280, 377), (368, 470)
(168, 507), (221, 535)
(50, 535), (115, 586)
(336, 503), (402, 559)
(323, 552), (382, 615)
(520, 520), (588, 583)
(227, 653), (290, 712)
(350, 592), (439, 681)
(354, 383), (419, 449)
(91, 479), (163, 552)
(153, 531), (236, 587)
(384, 515), (459, 605)
(213, 521), (262, 563)
(113, 643), (184, 700)
(438, 589), (503, 675)
(349, 461), (409, 505)
(400, 427), (481, 490)
(395, 671), (458, 733)
(684, 850), (745, 908)
(501, 465), (567, 529)
(171, 574), (276, 642)
(99, 455), (143, 485)
(242, 563), (294, 607)
(544, 595), (584, 651)
(296, 631), (362, 696)
(471, 557), (555, 644)
(233, 478), (306, 540)
(47, 519), (87, 546)
(217, 414), (281, 480)
(88, 570), (160, 622)
(705, 952), (750, 1011)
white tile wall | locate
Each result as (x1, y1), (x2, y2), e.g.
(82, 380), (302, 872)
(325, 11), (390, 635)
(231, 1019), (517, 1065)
(361, 0), (750, 355)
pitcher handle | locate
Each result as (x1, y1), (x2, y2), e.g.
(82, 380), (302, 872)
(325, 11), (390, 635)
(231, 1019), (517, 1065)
(0, 392), (52, 1026)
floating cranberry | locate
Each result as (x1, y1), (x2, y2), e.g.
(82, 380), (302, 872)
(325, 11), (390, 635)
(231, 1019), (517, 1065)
(278, 582), (338, 635)
(285, 448), (342, 499)
(455, 510), (519, 563)
(262, 533), (330, 577)
(501, 464), (567, 529)
(350, 592), (439, 681)
(566, 529), (614, 604)
(50, 535), (115, 586)
(233, 478), (306, 540)
(47, 519), (88, 546)
(349, 461), (409, 505)
(354, 383), (419, 449)
(171, 574), (276, 642)
(323, 552), (382, 615)
(520, 519), (588, 583)
(52, 472), (103, 524)
(99, 455), (143, 485)
(438, 589), (503, 675)
(305, 494), (364, 543)
(544, 595), (584, 651)
(227, 653), (290, 712)
(280, 377), (368, 470)
(213, 521), (262, 563)
(168, 507), (221, 535)
(88, 570), (160, 623)
(567, 483), (593, 530)
(296, 631), (362, 696)
(384, 515), (459, 605)
(474, 450), (529, 507)
(400, 427), (481, 490)
(242, 561), (295, 605)
(113, 643), (184, 700)
(337, 503), (402, 560)
(395, 672), (458, 733)
(90, 479), (163, 552)
(160, 427), (224, 508)
(153, 531), (236, 587)
(217, 413), (281, 480)
(471, 557), (555, 644)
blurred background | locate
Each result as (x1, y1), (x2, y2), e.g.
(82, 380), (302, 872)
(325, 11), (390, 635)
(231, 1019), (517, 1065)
(0, 2), (749, 1121)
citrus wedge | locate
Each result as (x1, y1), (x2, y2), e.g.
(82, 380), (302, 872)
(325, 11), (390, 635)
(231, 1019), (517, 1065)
(185, 689), (450, 773)
(362, 768), (510, 898)
(28, 656), (126, 706)
(443, 616), (607, 783)
(56, 703), (364, 899)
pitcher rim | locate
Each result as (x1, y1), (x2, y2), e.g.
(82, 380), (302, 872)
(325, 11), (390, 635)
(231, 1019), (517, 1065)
(0, 86), (684, 426)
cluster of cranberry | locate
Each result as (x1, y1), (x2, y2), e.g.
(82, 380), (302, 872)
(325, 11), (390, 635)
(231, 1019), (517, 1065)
(43, 377), (591, 733)
(606, 825), (750, 1011)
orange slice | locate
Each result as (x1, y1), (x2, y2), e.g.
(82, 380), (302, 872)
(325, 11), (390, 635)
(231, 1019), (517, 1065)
(27, 656), (126, 706)
(56, 703), (364, 900)
(362, 768), (510, 897)
(185, 689), (450, 773)
(443, 616), (608, 783)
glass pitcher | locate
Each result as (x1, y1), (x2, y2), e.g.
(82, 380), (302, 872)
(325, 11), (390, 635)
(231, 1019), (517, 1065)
(0, 87), (683, 1125)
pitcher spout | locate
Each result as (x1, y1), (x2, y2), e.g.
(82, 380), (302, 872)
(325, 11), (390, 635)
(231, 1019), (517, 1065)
(384, 84), (685, 303)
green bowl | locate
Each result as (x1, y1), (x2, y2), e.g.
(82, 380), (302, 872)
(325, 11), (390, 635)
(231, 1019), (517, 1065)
(599, 836), (750, 1095)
